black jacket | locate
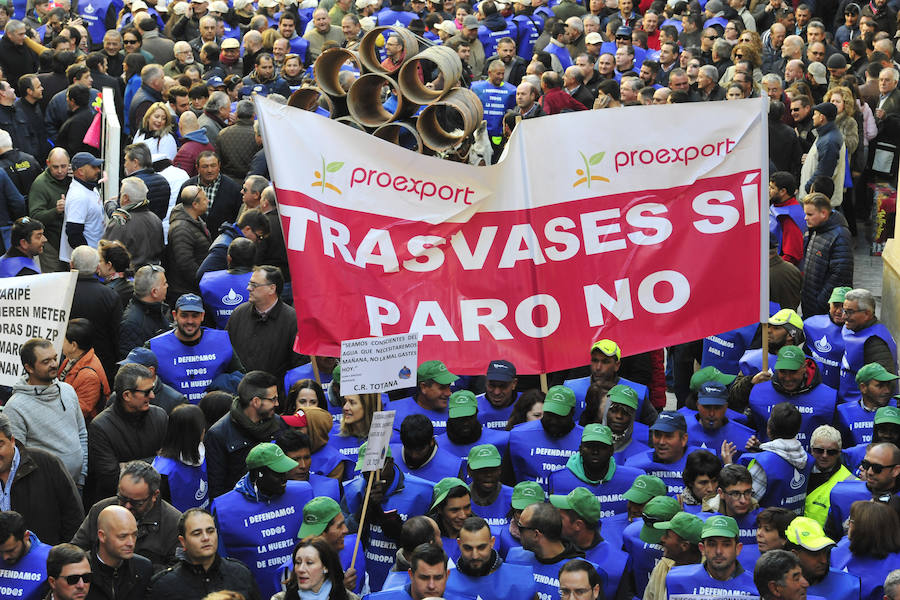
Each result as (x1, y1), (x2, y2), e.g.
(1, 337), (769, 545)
(0, 36), (39, 92)
(87, 551), (153, 600)
(131, 168), (172, 221)
(0, 148), (41, 199)
(148, 554), (261, 600)
(129, 84), (163, 134)
(9, 442), (84, 545)
(482, 54), (528, 87)
(57, 105), (99, 157)
(0, 103), (39, 160)
(205, 411), (287, 498)
(801, 212), (853, 317)
(769, 119), (803, 182)
(226, 300), (301, 379)
(86, 402), (168, 505)
(165, 204), (211, 302)
(14, 98), (50, 162)
(119, 296), (172, 359)
(71, 274), (123, 380)
(178, 174), (242, 234)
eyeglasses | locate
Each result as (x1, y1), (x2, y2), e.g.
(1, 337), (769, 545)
(248, 280), (275, 289)
(734, 53), (744, 58)
(811, 447), (840, 456)
(790, 107), (802, 112)
(117, 493), (152, 507)
(724, 489), (754, 499)
(61, 573), (92, 585)
(259, 395), (278, 402)
(860, 460), (898, 474)
(516, 520), (538, 532)
(704, 34), (718, 39)
(124, 38), (139, 45)
(843, 307), (865, 316)
(616, 35), (630, 40)
(129, 387), (154, 396)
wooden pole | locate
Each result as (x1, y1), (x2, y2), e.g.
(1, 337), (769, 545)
(350, 469), (376, 570)
(761, 322), (769, 372)
(539, 373), (548, 393)
(310, 356), (322, 384)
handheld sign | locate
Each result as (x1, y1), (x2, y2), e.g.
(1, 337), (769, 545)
(340, 333), (418, 394)
(360, 410), (396, 472)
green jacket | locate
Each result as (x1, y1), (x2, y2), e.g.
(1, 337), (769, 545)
(27, 167), (70, 244)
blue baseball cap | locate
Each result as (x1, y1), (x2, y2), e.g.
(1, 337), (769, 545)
(697, 382), (728, 406)
(71, 152), (103, 169)
(117, 347), (159, 368)
(207, 76), (225, 87)
(486, 360), (516, 382)
(175, 293), (204, 312)
(650, 411), (687, 433)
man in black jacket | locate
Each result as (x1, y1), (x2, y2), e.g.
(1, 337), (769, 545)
(0, 413), (84, 546)
(57, 84), (98, 158)
(483, 37), (527, 86)
(119, 266), (172, 359)
(124, 143), (171, 222)
(178, 151), (242, 234)
(70, 245), (123, 379)
(88, 506), (153, 599)
(800, 192), (852, 317)
(0, 79), (39, 160)
(0, 22), (39, 91)
(148, 508), (261, 599)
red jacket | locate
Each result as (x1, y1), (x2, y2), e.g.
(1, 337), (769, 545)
(540, 88), (588, 115)
(173, 139), (215, 177)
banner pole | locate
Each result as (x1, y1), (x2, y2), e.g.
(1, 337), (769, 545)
(310, 356), (321, 385)
(539, 373), (548, 393)
(761, 322), (769, 372)
(350, 469), (376, 570)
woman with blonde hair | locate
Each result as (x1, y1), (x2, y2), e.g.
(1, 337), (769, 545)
(132, 101), (177, 160)
(329, 393), (380, 479)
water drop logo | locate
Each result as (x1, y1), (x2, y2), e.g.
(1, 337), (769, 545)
(222, 288), (244, 306)
(814, 334), (832, 353)
(195, 479), (208, 501)
(312, 155), (344, 195)
(573, 150), (610, 188)
(790, 468), (806, 490)
(398, 366), (411, 379)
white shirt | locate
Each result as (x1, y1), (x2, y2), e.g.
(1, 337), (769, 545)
(59, 178), (105, 262)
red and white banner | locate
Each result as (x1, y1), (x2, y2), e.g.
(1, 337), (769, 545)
(256, 98), (769, 375)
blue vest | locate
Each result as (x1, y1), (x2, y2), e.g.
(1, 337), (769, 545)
(512, 15), (541, 58)
(548, 457), (644, 518)
(79, 0), (122, 50)
(769, 202), (807, 255)
(150, 328), (233, 404)
(287, 36), (309, 63)
(389, 397), (450, 440)
(211, 481), (313, 600)
(803, 314), (845, 388)
(475, 393), (518, 430)
(308, 472), (341, 502)
(222, 20), (241, 40)
(477, 22), (518, 59)
(375, 8), (417, 26)
(665, 563), (758, 599)
(344, 467), (434, 590)
(328, 429), (366, 479)
(583, 539), (631, 600)
(839, 322), (897, 403)
(506, 548), (602, 600)
(739, 348), (778, 376)
(703, 323), (759, 375)
(446, 562), (536, 600)
(151, 455), (209, 512)
(686, 417), (755, 458)
(199, 270), (253, 328)
(835, 400), (877, 447)
(621, 519), (663, 597)
(842, 443), (866, 473)
(0, 255), (39, 277)
(436, 427), (509, 465)
(737, 543), (760, 571)
(0, 532), (50, 600)
(497, 523), (522, 559)
(809, 568), (861, 600)
(831, 541), (900, 600)
(748, 381), (836, 447)
(624, 449), (690, 495)
(470, 485), (514, 528)
(509, 420), (583, 490)
(739, 450), (813, 514)
(679, 405), (750, 427)
(702, 507), (761, 546)
(564, 375), (648, 423)
(311, 443), (345, 478)
(470, 81), (516, 137)
(613, 437), (651, 465)
(825, 480), (869, 540)
(390, 443), (463, 483)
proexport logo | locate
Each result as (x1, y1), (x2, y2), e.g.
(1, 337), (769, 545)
(573, 151), (610, 188)
(312, 156), (344, 195)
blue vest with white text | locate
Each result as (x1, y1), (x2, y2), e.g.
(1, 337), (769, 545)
(0, 532), (50, 600)
(470, 80), (516, 136)
(470, 484), (514, 528)
(199, 270), (252, 328)
(835, 400), (877, 447)
(665, 563), (758, 599)
(804, 314), (845, 389)
(390, 443), (463, 483)
(151, 455), (209, 512)
(446, 562), (535, 600)
(839, 322), (897, 402)
(150, 328), (233, 403)
(548, 457), (644, 518)
(703, 323), (759, 375)
(624, 449), (690, 495)
(621, 519), (662, 597)
(78, 0), (122, 50)
(678, 405), (750, 427)
(478, 22), (518, 59)
(475, 393), (519, 430)
(739, 450), (812, 514)
(506, 547), (603, 600)
(686, 417), (755, 458)
(389, 397), (449, 440)
(748, 381), (836, 446)
(509, 420), (583, 490)
(512, 15), (541, 58)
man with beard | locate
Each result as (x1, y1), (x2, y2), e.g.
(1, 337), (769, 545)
(0, 510), (52, 600)
(496, 481), (544, 558)
(148, 294), (242, 405)
(211, 443), (312, 600)
(446, 516), (535, 600)
(842, 406), (900, 471)
(548, 423), (644, 518)
(391, 415), (464, 484)
(204, 371), (286, 498)
(429, 478), (473, 562)
(784, 517), (860, 600)
(824, 442), (900, 541)
(475, 360), (519, 430)
(550, 487), (633, 599)
(603, 385), (651, 462)
(509, 386), (583, 489)
(437, 391), (509, 462)
(626, 411), (694, 495)
(665, 516), (757, 596)
(803, 286), (850, 389)
(564, 339), (656, 425)
(644, 512), (703, 600)
(835, 363), (898, 447)
(748, 346), (836, 448)
(466, 444), (513, 527)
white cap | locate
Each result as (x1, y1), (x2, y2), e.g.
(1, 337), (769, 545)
(360, 15), (376, 31)
(209, 0), (228, 11)
(258, 0), (277, 7)
(436, 20), (458, 35)
(131, 0), (148, 10)
(585, 31), (603, 44)
(233, 0), (252, 8)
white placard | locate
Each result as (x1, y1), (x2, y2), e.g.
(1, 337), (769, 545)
(360, 410), (396, 472)
(0, 272), (77, 386)
(340, 332), (418, 394)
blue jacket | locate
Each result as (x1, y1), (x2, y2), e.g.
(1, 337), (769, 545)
(625, 449), (691, 495)
(199, 268), (253, 329)
(0, 168), (25, 225)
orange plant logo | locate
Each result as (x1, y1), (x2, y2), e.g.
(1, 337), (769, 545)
(312, 156), (344, 195)
(573, 151), (610, 188)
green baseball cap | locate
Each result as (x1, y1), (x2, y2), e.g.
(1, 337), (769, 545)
(246, 442), (299, 473)
(468, 444), (501, 470)
(544, 385), (576, 416)
(774, 345), (806, 371)
(417, 360), (458, 385)
(332, 364), (341, 383)
(623, 475), (667, 503)
(590, 339), (621, 360)
(582, 424), (613, 445)
(449, 390), (478, 418)
(654, 511), (704, 544)
(855, 363), (900, 384)
(299, 497), (342, 538)
(701, 515), (740, 539)
(607, 384), (638, 411)
(355, 441), (392, 471)
(431, 477), (470, 510)
(768, 308), (803, 329)
(639, 496), (682, 543)
(829, 286), (853, 303)
(875, 406), (900, 426)
(512, 481), (545, 509)
(550, 487), (603, 523)
(689, 366), (737, 392)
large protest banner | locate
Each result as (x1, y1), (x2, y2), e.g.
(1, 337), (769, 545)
(0, 272), (77, 385)
(257, 97), (768, 374)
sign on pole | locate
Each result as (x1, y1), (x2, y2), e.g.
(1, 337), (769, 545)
(0, 272), (77, 386)
(340, 332), (418, 394)
(359, 410), (396, 472)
